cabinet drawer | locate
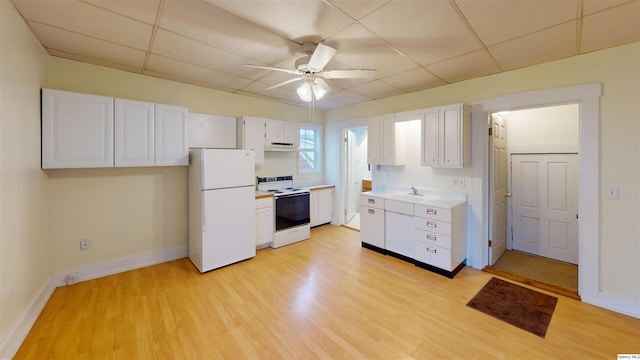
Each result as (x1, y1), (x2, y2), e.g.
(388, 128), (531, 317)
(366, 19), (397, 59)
(361, 194), (385, 210)
(385, 199), (414, 216)
(361, 205), (385, 248)
(414, 241), (452, 271)
(414, 228), (451, 249)
(414, 204), (451, 222)
(255, 197), (273, 209)
(413, 217), (451, 236)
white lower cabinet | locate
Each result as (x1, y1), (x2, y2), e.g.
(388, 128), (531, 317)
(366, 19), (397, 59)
(255, 197), (273, 248)
(413, 203), (466, 273)
(360, 194), (385, 249)
(360, 192), (467, 277)
(311, 187), (334, 226)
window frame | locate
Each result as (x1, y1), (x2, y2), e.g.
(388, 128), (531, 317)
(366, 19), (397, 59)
(298, 123), (322, 174)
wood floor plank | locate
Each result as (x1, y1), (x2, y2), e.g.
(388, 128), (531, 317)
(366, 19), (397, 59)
(15, 225), (640, 359)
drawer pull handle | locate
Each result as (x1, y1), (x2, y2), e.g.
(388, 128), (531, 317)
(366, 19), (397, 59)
(426, 234), (437, 241)
(368, 209), (375, 214)
(426, 208), (437, 215)
(368, 199), (375, 204)
(426, 247), (437, 254)
(426, 221), (437, 228)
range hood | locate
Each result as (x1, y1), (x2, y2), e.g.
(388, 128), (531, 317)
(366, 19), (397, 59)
(265, 141), (297, 152)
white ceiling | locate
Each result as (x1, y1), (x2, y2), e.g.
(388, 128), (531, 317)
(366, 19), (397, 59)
(10, 0), (640, 109)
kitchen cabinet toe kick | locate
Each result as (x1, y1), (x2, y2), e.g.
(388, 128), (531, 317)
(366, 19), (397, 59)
(361, 243), (466, 279)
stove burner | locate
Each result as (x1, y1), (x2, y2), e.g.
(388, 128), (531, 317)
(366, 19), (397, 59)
(267, 189), (283, 193)
(286, 187), (301, 191)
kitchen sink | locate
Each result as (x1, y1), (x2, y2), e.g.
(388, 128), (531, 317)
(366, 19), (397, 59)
(387, 193), (434, 203)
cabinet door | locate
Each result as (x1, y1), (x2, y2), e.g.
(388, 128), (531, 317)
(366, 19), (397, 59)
(421, 109), (439, 167)
(114, 99), (154, 167)
(439, 105), (462, 167)
(283, 122), (299, 146)
(381, 116), (403, 165)
(317, 188), (333, 225)
(385, 211), (414, 258)
(264, 119), (283, 142)
(155, 104), (188, 166)
(361, 206), (385, 248)
(239, 117), (265, 165)
(367, 118), (381, 164)
(256, 206), (274, 247)
(42, 89), (114, 169)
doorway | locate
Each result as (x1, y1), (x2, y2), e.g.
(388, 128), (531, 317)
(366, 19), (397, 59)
(486, 104), (580, 297)
(342, 127), (370, 230)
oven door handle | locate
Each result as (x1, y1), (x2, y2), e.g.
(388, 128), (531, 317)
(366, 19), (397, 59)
(276, 192), (310, 199)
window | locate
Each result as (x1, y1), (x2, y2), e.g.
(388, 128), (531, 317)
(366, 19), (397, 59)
(299, 124), (321, 173)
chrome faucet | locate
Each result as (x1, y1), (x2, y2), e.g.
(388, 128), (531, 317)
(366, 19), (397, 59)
(411, 185), (418, 195)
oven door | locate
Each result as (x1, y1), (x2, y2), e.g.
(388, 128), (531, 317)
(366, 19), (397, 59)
(275, 192), (310, 232)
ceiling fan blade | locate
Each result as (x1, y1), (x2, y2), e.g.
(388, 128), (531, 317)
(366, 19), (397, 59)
(315, 78), (332, 93)
(307, 43), (337, 71)
(243, 64), (301, 75)
(266, 76), (304, 90)
(321, 69), (377, 79)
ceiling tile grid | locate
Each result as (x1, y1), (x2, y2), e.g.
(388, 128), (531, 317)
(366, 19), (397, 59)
(9, 0), (640, 109)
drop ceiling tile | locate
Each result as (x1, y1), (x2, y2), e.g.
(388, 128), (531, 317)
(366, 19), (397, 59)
(48, 49), (143, 74)
(426, 49), (501, 83)
(160, 0), (295, 65)
(146, 54), (253, 90)
(360, 0), (481, 65)
(580, 0), (640, 53)
(324, 89), (373, 105)
(325, 24), (418, 78)
(12, 0), (153, 50)
(82, 0), (160, 25)
(489, 21), (577, 71)
(455, 0), (579, 46)
(152, 29), (267, 78)
(29, 22), (147, 69)
(238, 81), (303, 103)
(349, 80), (405, 99)
(381, 68), (447, 92)
(204, 0), (353, 42)
(582, 0), (634, 15)
(329, 0), (391, 20)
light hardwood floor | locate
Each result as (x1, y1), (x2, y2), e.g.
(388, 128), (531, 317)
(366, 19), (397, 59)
(16, 225), (639, 359)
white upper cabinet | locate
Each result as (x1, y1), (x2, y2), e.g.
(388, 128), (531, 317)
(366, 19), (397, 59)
(367, 114), (404, 165)
(421, 103), (470, 168)
(265, 118), (299, 148)
(237, 116), (265, 165)
(154, 104), (189, 166)
(42, 88), (114, 169)
(114, 98), (155, 167)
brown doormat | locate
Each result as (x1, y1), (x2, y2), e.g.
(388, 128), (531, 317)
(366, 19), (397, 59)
(466, 277), (558, 338)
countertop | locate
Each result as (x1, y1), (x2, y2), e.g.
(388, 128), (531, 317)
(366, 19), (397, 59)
(362, 191), (466, 209)
(255, 184), (335, 199)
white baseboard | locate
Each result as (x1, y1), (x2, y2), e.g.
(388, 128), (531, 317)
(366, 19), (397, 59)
(0, 277), (55, 360)
(582, 292), (640, 319)
(53, 244), (188, 287)
(0, 245), (188, 360)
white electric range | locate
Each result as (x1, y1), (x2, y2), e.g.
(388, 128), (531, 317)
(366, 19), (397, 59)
(257, 176), (310, 248)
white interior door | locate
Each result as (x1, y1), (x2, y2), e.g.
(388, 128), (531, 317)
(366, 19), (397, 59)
(489, 114), (508, 265)
(512, 154), (578, 264)
(346, 130), (357, 223)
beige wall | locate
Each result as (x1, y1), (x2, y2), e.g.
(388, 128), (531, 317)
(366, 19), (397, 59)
(0, 0), (50, 345)
(325, 42), (640, 303)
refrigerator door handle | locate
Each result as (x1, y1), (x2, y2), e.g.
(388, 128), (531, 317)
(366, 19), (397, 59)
(202, 196), (207, 233)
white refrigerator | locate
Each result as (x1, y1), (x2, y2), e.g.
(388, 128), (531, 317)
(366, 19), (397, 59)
(189, 148), (256, 272)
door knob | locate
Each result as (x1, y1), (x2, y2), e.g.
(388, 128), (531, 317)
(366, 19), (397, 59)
(504, 192), (512, 197)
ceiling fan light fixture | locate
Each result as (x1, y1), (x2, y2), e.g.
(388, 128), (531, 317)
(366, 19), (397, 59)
(297, 82), (312, 102)
(311, 83), (327, 100)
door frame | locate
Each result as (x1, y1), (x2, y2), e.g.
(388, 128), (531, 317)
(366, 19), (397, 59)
(337, 119), (370, 225)
(469, 83), (601, 304)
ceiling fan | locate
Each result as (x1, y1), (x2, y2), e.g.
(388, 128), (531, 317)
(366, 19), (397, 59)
(243, 42), (376, 102)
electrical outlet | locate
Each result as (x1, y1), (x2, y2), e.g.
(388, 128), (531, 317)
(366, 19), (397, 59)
(65, 272), (79, 285)
(80, 239), (90, 250)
